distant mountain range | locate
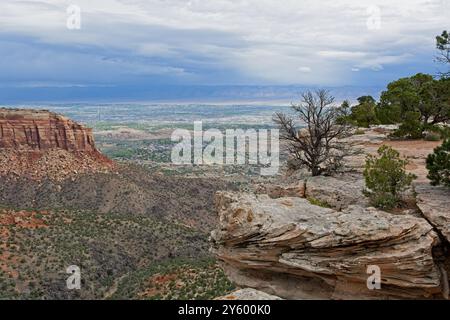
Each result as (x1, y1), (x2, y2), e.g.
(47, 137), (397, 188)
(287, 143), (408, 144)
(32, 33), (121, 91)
(0, 85), (384, 104)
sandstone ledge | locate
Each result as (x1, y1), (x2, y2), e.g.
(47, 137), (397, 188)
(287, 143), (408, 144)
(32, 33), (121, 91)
(211, 192), (444, 299)
(416, 183), (450, 244)
(217, 288), (283, 300)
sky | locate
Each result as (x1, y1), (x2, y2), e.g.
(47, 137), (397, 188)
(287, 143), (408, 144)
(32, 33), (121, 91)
(0, 0), (448, 102)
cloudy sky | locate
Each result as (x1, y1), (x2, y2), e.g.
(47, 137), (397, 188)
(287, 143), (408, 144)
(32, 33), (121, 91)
(0, 0), (448, 101)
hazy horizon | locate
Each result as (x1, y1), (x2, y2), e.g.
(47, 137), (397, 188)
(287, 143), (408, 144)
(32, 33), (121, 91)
(0, 84), (384, 104)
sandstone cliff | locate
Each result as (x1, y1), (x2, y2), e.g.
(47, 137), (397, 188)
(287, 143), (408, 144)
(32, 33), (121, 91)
(211, 191), (448, 299)
(0, 108), (113, 180)
(0, 108), (98, 152)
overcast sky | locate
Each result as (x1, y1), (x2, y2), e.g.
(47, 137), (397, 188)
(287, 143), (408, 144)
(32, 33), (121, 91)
(0, 0), (448, 98)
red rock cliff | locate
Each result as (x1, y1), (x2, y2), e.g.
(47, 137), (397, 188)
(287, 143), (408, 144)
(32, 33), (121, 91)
(0, 108), (97, 152)
(0, 108), (113, 180)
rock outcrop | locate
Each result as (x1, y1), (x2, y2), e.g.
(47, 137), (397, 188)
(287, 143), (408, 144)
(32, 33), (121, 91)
(304, 175), (368, 210)
(211, 192), (446, 299)
(255, 182), (305, 199)
(217, 288), (283, 300)
(0, 108), (113, 180)
(0, 108), (98, 152)
(416, 183), (450, 244)
(256, 174), (367, 211)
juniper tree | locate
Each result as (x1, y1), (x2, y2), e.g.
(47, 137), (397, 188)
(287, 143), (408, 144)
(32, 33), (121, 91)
(426, 139), (450, 187)
(364, 145), (416, 209)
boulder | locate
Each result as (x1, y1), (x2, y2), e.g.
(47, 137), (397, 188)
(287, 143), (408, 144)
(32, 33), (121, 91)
(255, 182), (305, 199)
(216, 288), (283, 300)
(305, 175), (368, 210)
(256, 175), (367, 210)
(211, 192), (444, 299)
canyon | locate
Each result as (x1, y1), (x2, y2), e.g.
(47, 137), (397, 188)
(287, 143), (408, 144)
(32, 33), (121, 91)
(1, 108), (449, 300)
(0, 108), (242, 299)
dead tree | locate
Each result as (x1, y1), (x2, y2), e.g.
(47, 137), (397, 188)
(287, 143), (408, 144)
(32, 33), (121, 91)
(274, 90), (352, 176)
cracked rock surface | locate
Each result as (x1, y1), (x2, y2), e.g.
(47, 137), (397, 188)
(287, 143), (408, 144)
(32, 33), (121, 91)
(211, 191), (446, 299)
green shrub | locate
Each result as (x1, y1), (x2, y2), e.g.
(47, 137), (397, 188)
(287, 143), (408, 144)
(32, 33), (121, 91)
(390, 111), (423, 139)
(440, 127), (450, 139)
(425, 125), (450, 140)
(336, 100), (352, 125)
(379, 73), (450, 129)
(350, 96), (379, 128)
(376, 103), (402, 125)
(424, 132), (441, 141)
(426, 139), (450, 187)
(363, 145), (416, 209)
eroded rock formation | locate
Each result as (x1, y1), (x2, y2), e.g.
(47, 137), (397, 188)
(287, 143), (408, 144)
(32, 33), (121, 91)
(0, 108), (97, 152)
(211, 192), (447, 299)
(256, 174), (367, 211)
(416, 184), (450, 244)
(0, 108), (113, 180)
(217, 288), (283, 300)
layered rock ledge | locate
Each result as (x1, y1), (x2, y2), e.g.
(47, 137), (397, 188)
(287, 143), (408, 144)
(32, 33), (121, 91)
(217, 288), (283, 300)
(0, 108), (97, 152)
(416, 184), (450, 244)
(211, 192), (446, 299)
(256, 174), (367, 211)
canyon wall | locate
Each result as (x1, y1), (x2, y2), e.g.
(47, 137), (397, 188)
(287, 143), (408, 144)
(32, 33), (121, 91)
(0, 108), (113, 180)
(0, 108), (97, 152)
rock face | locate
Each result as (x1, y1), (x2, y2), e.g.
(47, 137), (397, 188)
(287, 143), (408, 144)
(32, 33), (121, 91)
(255, 182), (305, 199)
(0, 108), (97, 152)
(0, 108), (113, 180)
(256, 174), (367, 211)
(304, 175), (368, 210)
(217, 288), (283, 300)
(211, 192), (446, 299)
(416, 183), (450, 244)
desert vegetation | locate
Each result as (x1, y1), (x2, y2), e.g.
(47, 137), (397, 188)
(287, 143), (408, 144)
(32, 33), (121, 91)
(111, 258), (235, 300)
(363, 145), (416, 209)
(0, 206), (214, 299)
(426, 139), (450, 187)
(337, 32), (450, 141)
(337, 31), (450, 190)
(436, 30), (450, 78)
(338, 74), (450, 140)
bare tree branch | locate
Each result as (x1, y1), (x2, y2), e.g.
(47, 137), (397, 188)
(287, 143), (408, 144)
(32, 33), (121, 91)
(274, 90), (353, 176)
